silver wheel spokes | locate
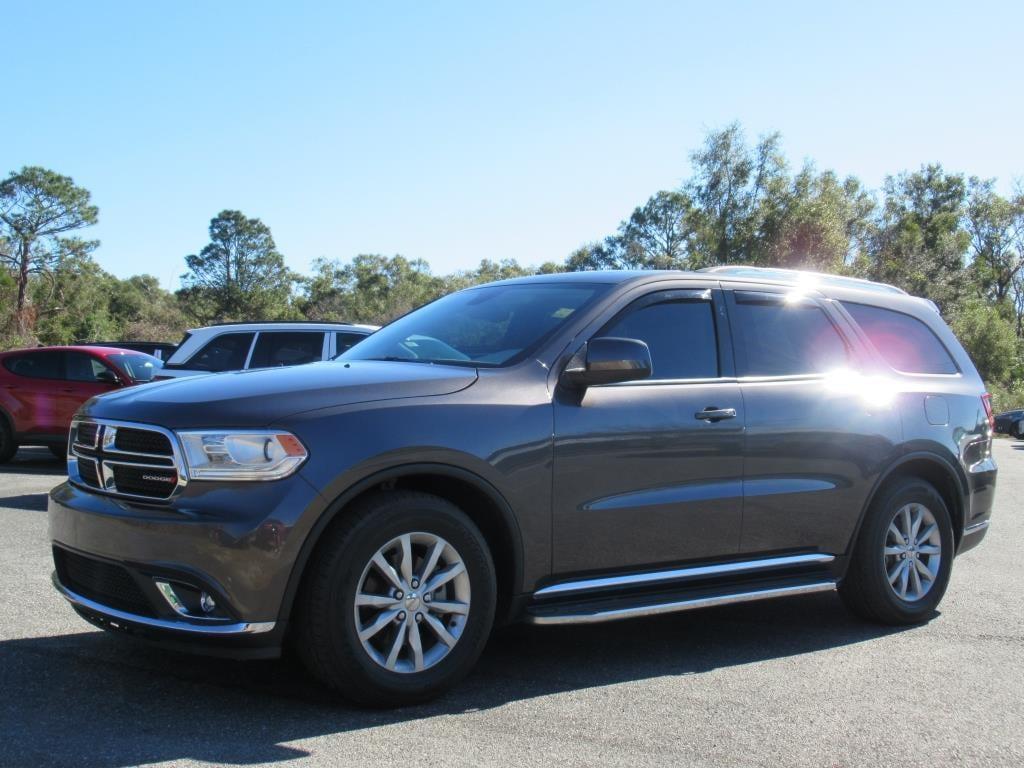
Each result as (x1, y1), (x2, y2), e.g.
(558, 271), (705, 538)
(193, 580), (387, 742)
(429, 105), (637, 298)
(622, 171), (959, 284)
(354, 532), (471, 674)
(884, 503), (942, 602)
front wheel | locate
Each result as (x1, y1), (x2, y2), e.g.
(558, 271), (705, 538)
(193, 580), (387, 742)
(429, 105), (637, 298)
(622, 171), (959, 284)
(840, 478), (954, 625)
(295, 491), (496, 706)
(0, 419), (17, 464)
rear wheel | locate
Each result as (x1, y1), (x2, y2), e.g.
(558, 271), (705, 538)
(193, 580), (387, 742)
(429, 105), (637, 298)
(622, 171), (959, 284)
(295, 491), (496, 706)
(0, 418), (17, 464)
(1013, 420), (1024, 439)
(840, 478), (954, 625)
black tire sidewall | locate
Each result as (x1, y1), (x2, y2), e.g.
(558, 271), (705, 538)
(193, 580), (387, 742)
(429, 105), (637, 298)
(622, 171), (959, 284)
(859, 480), (954, 621)
(316, 496), (496, 704)
(0, 418), (16, 463)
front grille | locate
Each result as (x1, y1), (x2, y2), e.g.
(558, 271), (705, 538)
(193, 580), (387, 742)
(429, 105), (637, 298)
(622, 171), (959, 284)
(70, 420), (184, 501)
(54, 547), (156, 617)
(77, 422), (99, 446)
(78, 457), (100, 488)
(110, 465), (179, 497)
(114, 428), (173, 456)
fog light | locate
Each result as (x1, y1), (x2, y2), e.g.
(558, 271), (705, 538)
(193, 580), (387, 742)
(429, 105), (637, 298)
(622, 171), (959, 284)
(200, 592), (217, 614)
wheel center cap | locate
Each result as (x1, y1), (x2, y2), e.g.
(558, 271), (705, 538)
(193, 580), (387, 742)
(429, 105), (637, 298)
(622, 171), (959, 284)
(405, 592), (420, 611)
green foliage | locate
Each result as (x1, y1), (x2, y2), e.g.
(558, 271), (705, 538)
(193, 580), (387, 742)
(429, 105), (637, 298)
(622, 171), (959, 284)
(863, 165), (970, 310)
(179, 210), (297, 323)
(985, 379), (1024, 415)
(3, 125), (1023, 399)
(947, 299), (1021, 385)
(965, 178), (1024, 303)
(302, 254), (447, 325)
(0, 166), (99, 334)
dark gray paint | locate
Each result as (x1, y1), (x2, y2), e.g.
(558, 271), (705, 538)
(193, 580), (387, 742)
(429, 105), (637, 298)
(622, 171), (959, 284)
(49, 269), (997, 655)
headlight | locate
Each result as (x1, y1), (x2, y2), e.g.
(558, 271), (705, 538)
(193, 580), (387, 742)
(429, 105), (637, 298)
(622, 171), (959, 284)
(177, 431), (308, 481)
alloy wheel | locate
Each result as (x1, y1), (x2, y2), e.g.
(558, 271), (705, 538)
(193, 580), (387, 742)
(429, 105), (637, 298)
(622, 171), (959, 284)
(883, 503), (943, 602)
(353, 532), (471, 673)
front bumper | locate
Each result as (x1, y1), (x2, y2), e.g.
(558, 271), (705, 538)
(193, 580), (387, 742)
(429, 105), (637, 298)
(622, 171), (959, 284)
(48, 475), (327, 658)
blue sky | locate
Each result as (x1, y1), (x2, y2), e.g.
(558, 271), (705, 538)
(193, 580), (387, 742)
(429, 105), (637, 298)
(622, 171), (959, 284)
(3, 1), (1022, 289)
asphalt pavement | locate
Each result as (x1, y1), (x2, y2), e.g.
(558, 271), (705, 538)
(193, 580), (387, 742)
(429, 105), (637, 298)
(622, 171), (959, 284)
(1, 442), (1022, 767)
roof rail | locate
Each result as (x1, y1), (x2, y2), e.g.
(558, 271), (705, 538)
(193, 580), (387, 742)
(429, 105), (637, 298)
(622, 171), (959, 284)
(699, 266), (907, 296)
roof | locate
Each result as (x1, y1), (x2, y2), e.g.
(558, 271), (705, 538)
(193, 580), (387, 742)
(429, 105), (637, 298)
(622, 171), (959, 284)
(195, 320), (379, 330)
(0, 345), (155, 356)
(699, 266), (907, 296)
(187, 321), (380, 333)
(482, 267), (908, 297)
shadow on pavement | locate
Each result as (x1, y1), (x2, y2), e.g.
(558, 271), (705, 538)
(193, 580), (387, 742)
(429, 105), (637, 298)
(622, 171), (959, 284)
(0, 592), (908, 767)
(0, 447), (67, 477)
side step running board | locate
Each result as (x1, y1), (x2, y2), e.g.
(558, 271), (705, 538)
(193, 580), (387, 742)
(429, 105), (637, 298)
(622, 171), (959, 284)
(525, 580), (837, 626)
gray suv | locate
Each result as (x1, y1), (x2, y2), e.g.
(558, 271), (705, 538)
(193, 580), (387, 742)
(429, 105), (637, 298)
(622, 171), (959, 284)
(48, 267), (996, 705)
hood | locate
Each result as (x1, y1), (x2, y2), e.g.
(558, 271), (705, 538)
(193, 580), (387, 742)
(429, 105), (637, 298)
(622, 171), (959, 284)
(80, 360), (478, 428)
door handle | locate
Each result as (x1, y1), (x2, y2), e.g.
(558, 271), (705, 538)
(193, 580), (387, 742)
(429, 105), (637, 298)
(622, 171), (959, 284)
(695, 407), (737, 422)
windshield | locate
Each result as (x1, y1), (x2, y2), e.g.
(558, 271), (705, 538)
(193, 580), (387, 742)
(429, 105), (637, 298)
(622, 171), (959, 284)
(108, 352), (163, 382)
(340, 283), (608, 367)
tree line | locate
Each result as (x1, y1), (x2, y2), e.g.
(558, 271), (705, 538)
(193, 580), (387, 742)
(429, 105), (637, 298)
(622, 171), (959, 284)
(2, 123), (1023, 408)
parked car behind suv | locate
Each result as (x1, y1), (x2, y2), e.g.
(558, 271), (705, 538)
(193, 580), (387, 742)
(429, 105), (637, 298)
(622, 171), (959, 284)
(77, 340), (179, 361)
(157, 321), (378, 379)
(49, 268), (996, 705)
(993, 409), (1024, 438)
(0, 346), (160, 462)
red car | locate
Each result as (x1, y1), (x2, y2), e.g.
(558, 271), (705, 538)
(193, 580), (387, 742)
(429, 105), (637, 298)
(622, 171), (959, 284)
(0, 346), (161, 462)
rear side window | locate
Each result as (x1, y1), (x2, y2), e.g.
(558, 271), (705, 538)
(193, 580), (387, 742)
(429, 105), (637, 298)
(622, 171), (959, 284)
(249, 332), (325, 368)
(2, 351), (63, 380)
(335, 331), (367, 355)
(184, 332), (255, 372)
(842, 302), (958, 375)
(600, 295), (719, 380)
(731, 292), (848, 377)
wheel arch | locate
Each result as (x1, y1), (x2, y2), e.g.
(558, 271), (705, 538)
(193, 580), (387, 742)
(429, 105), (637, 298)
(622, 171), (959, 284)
(278, 463), (525, 631)
(850, 451), (967, 558)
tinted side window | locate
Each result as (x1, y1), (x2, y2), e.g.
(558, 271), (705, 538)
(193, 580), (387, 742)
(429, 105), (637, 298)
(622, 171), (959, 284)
(65, 352), (110, 382)
(731, 292), (848, 376)
(249, 332), (325, 368)
(842, 302), (958, 375)
(185, 333), (255, 372)
(2, 351), (63, 380)
(600, 298), (718, 380)
(335, 331), (367, 355)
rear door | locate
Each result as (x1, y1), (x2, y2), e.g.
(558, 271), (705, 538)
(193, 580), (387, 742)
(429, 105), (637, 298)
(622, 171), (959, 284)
(723, 286), (901, 556)
(552, 285), (746, 576)
(0, 350), (66, 435)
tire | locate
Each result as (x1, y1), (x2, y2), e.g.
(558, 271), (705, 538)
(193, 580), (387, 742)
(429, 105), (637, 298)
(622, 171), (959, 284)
(840, 478), (954, 625)
(1014, 420), (1024, 440)
(0, 417), (17, 464)
(48, 444), (67, 460)
(294, 490), (496, 706)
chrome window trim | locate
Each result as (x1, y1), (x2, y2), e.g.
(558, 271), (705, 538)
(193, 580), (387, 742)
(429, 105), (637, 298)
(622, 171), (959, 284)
(533, 553), (835, 599)
(69, 418), (189, 502)
(53, 574), (274, 636)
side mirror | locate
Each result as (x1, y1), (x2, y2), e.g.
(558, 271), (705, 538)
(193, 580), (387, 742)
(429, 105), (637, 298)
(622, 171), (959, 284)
(95, 369), (121, 386)
(562, 337), (653, 388)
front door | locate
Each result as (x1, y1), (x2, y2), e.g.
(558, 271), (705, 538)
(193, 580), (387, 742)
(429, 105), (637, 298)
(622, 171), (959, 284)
(552, 286), (745, 576)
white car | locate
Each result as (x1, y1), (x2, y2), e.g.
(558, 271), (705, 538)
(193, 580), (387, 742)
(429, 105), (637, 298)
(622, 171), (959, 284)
(156, 322), (378, 379)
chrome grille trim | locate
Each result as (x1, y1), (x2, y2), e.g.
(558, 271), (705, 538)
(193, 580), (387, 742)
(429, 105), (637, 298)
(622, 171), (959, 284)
(69, 418), (188, 502)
